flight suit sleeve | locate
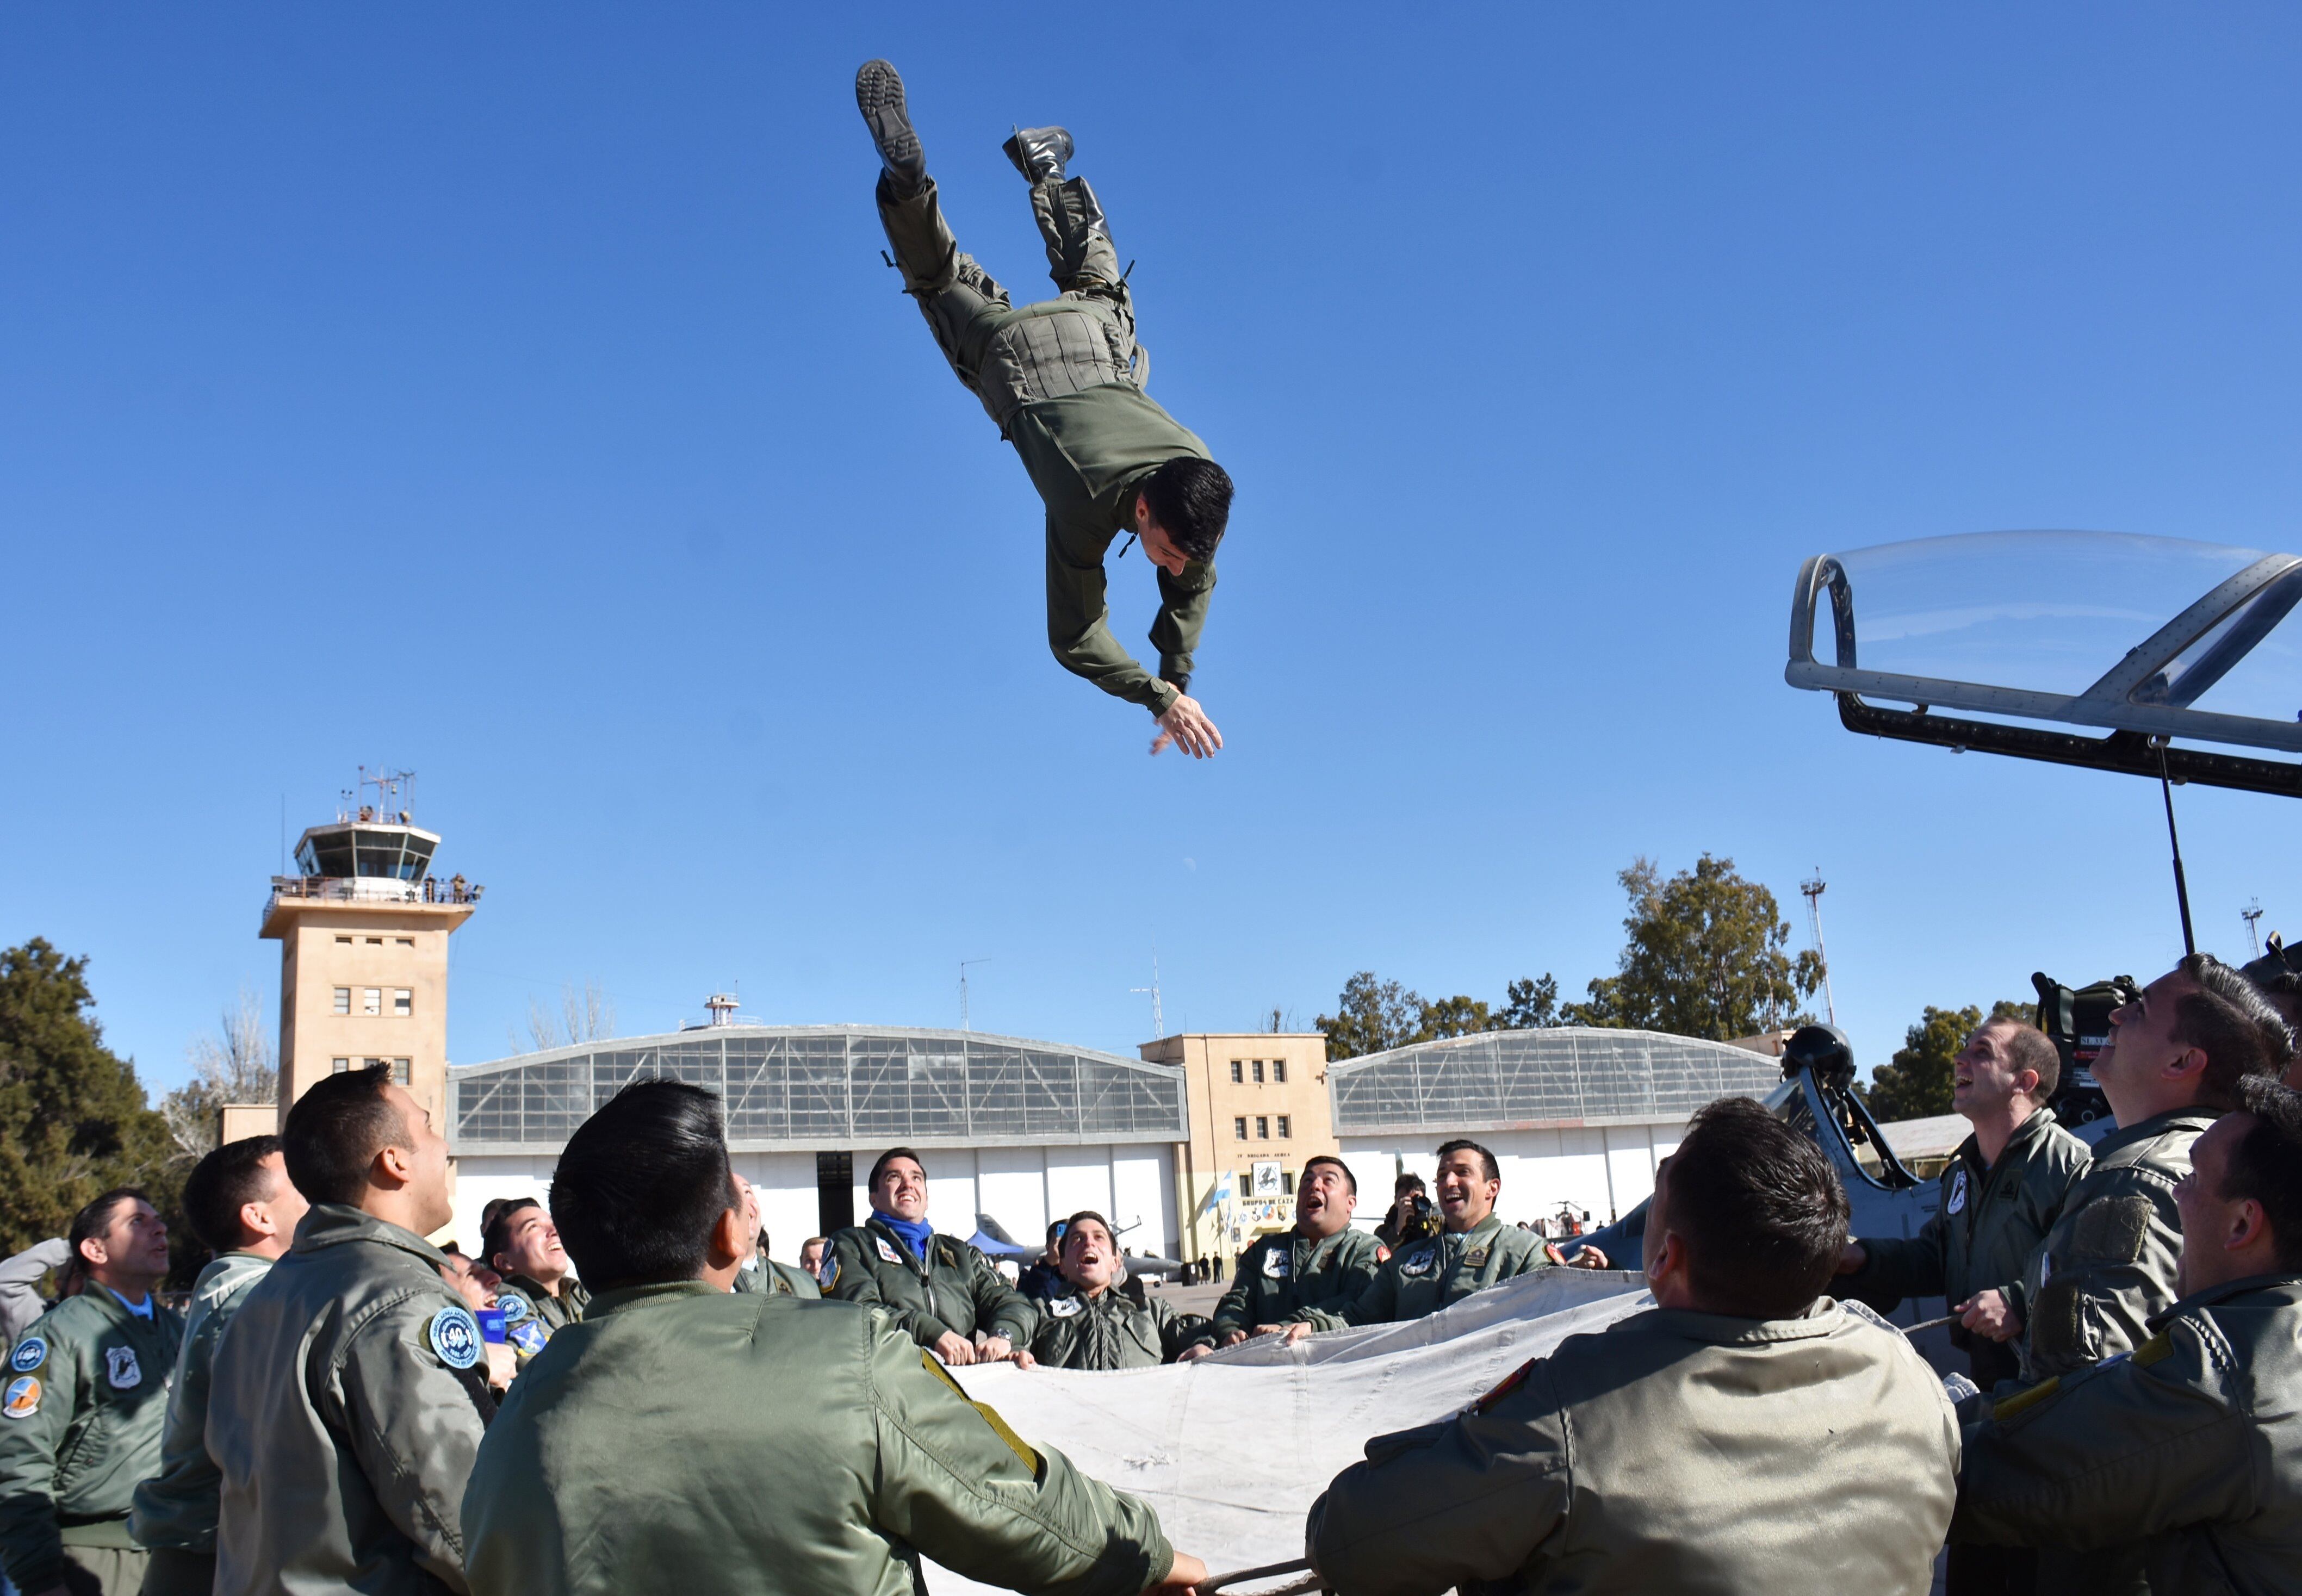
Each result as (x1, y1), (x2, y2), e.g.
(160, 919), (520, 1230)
(1147, 559), (1215, 699)
(1045, 514), (1180, 717)
(0, 1324), (80, 1591)
(1307, 1359), (1573, 1596)
(866, 1326), (1173, 1596)
(331, 1295), (496, 1595)
(1951, 1323), (2248, 1550)
(1292, 1238), (1382, 1327)
(2024, 1172), (2183, 1376)
(0, 1244), (66, 1350)
(1848, 1208), (1950, 1302)
(1492, 1234), (1552, 1284)
(1208, 1245), (1259, 1337)
(1156, 1304), (1213, 1363)
(967, 1251), (1035, 1347)
(828, 1233), (953, 1349)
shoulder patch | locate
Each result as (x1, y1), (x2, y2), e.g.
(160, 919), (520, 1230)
(823, 1258), (840, 1289)
(2069, 1195), (2155, 1264)
(919, 1350), (1042, 1476)
(1991, 1375), (2062, 1423)
(1473, 1357), (1537, 1414)
(2133, 1331), (2176, 1368)
(507, 1320), (548, 1357)
(1263, 1247), (1289, 1279)
(2, 1376), (38, 1418)
(427, 1305), (482, 1370)
(1947, 1166), (1969, 1215)
(497, 1290), (535, 1325)
(1398, 1246), (1437, 1278)
(9, 1338), (46, 1374)
(104, 1346), (141, 1390)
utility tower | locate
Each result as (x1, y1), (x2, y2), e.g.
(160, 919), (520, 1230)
(959, 959), (990, 1031)
(1800, 871), (1837, 1026)
(1132, 951), (1165, 1041)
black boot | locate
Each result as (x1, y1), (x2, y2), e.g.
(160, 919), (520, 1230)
(855, 60), (927, 197)
(1002, 125), (1074, 185)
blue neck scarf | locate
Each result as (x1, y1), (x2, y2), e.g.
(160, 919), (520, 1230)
(877, 1212), (934, 1261)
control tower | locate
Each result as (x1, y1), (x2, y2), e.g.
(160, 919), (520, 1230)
(259, 769), (482, 1134)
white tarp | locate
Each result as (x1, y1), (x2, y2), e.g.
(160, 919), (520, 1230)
(930, 1271), (1654, 1595)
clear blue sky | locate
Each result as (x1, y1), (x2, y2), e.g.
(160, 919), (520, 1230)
(8, 7), (2302, 1096)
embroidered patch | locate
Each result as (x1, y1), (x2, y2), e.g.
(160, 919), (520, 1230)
(1049, 1296), (1083, 1318)
(1464, 1247), (1490, 1269)
(104, 1347), (141, 1390)
(507, 1320), (548, 1356)
(428, 1306), (482, 1370)
(2, 1376), (39, 1419)
(9, 1339), (45, 1374)
(823, 1258), (840, 1289)
(1263, 1249), (1289, 1279)
(875, 1237), (903, 1265)
(1947, 1166), (1968, 1216)
(497, 1290), (535, 1325)
(1398, 1246), (1437, 1278)
(2069, 1196), (2154, 1265)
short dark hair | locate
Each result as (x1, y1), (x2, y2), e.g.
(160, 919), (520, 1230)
(182, 1137), (284, 1254)
(1044, 1220), (1065, 1245)
(1302, 1154), (1356, 1196)
(551, 1080), (736, 1290)
(1660, 1096), (1849, 1319)
(282, 1066), (408, 1208)
(69, 1188), (148, 1265)
(1393, 1172), (1425, 1195)
(2174, 954), (2292, 1109)
(1435, 1139), (1499, 1184)
(1988, 1020), (2062, 1102)
(1140, 456), (1233, 563)
(868, 1147), (925, 1189)
(1058, 1210), (1114, 1253)
(2227, 1077), (2302, 1271)
(482, 1197), (542, 1268)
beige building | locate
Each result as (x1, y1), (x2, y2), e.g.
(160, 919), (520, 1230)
(259, 797), (480, 1135)
(1141, 1032), (1336, 1266)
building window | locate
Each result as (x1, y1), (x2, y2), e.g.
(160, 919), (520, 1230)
(1282, 1171), (1295, 1194)
(331, 1057), (350, 1073)
(395, 937), (413, 947)
(1277, 1115), (1292, 1139)
(333, 987), (351, 1015)
(1273, 1060), (1287, 1083)
(393, 989), (412, 1017)
(1252, 1060), (1265, 1083)
(1256, 1116), (1270, 1139)
(1230, 1060), (1243, 1083)
(366, 936), (383, 946)
(362, 988), (382, 1016)
(336, 936), (352, 946)
(392, 1058), (411, 1085)
(1233, 1116), (1248, 1140)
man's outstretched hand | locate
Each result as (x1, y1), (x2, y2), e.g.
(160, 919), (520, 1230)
(1151, 695), (1223, 759)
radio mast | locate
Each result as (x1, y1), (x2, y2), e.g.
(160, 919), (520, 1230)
(1801, 872), (1836, 1026)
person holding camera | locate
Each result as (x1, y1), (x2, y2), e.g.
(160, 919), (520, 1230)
(1373, 1173), (1436, 1251)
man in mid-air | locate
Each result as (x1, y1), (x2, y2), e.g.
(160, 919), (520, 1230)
(855, 60), (1233, 757)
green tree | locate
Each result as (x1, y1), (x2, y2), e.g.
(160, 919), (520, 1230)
(1418, 995), (1493, 1040)
(0, 940), (179, 1259)
(1493, 975), (1561, 1030)
(1561, 856), (1823, 1040)
(1317, 972), (1428, 1060)
(1861, 999), (2038, 1122)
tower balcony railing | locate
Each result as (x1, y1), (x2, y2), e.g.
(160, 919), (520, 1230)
(262, 874), (486, 924)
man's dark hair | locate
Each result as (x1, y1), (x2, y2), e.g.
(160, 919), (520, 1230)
(1660, 1096), (1849, 1319)
(182, 1137), (285, 1255)
(69, 1188), (148, 1265)
(868, 1147), (926, 1190)
(551, 1080), (736, 1290)
(1989, 1020), (2062, 1102)
(1140, 456), (1233, 563)
(2174, 954), (2292, 1109)
(282, 1065), (408, 1208)
(1058, 1210), (1114, 1255)
(1044, 1220), (1065, 1245)
(1435, 1139), (1499, 1184)
(1303, 1154), (1356, 1196)
(482, 1197), (542, 1268)
(1393, 1172), (1425, 1196)
(2228, 1076), (2302, 1271)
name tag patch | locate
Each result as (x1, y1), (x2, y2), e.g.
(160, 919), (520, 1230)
(1465, 1247), (1489, 1269)
(1399, 1246), (1437, 1278)
(1049, 1296), (1083, 1318)
(1947, 1167), (1968, 1216)
(1264, 1250), (1290, 1280)
(9, 1339), (45, 1374)
(104, 1347), (141, 1390)
(2, 1376), (38, 1418)
(429, 1306), (482, 1371)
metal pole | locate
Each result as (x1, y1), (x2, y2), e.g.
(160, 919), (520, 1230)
(2156, 742), (2196, 958)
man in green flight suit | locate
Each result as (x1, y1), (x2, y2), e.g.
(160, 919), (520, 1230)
(827, 1148), (1034, 1365)
(1027, 1213), (1212, 1370)
(855, 60), (1234, 759)
(2001, 953), (2289, 1595)
(729, 1177), (820, 1299)
(1305, 1098), (1961, 1596)
(1289, 1142), (1549, 1336)
(0, 1190), (183, 1596)
(1952, 1075), (2302, 1593)
(128, 1136), (309, 1596)
(485, 1196), (590, 1362)
(462, 1078), (1207, 1596)
(208, 1065), (497, 1596)
(1202, 1156), (1379, 1355)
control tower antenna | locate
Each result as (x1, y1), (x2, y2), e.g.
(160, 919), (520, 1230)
(357, 766), (418, 824)
(1800, 872), (1836, 1026)
(2244, 898), (2265, 958)
(959, 958), (991, 1032)
(1131, 948), (1165, 1041)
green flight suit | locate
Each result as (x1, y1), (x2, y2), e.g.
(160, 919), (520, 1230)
(1845, 1107), (2090, 1382)
(461, 1282), (1175, 1596)
(0, 1288), (183, 1596)
(877, 175), (1217, 719)
(208, 1204), (495, 1596)
(1028, 1289), (1212, 1370)
(1307, 1299), (1962, 1596)
(1953, 1273), (2302, 1595)
(127, 1251), (272, 1595)
(827, 1219), (1034, 1350)
(1301, 1215), (1549, 1330)
(1211, 1226), (1382, 1338)
(497, 1274), (588, 1367)
(732, 1258), (821, 1298)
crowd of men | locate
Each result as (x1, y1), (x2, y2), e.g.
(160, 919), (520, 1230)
(0, 951), (2292, 1595)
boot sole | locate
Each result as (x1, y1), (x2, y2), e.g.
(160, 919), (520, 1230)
(855, 60), (921, 173)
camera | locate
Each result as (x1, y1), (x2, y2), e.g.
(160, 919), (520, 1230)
(2030, 971), (2137, 1129)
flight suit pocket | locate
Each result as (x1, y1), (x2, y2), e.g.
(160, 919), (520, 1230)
(2030, 1278), (2088, 1362)
(2068, 1196), (2154, 1264)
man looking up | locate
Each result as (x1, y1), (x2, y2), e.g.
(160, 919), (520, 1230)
(485, 1197), (587, 1362)
(826, 1148), (1033, 1365)
(1305, 1098), (1959, 1595)
(1029, 1212), (1213, 1370)
(0, 1191), (182, 1596)
(1201, 1157), (1379, 1356)
(1292, 1142), (1547, 1336)
(855, 61), (1233, 757)
(208, 1066), (493, 1596)
(462, 1080), (1206, 1596)
(1953, 1075), (2302, 1591)
(129, 1138), (309, 1596)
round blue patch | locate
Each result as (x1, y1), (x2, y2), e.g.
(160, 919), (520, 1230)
(9, 1338), (45, 1374)
(427, 1306), (482, 1371)
(497, 1290), (533, 1325)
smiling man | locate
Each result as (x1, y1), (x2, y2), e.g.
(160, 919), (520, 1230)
(1028, 1213), (1213, 1370)
(825, 1149), (1034, 1365)
(485, 1197), (588, 1364)
(1202, 1157), (1380, 1353)
(1297, 1142), (1550, 1332)
(0, 1190), (183, 1596)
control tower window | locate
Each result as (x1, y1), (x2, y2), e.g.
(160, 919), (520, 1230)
(393, 989), (412, 1017)
(331, 1057), (349, 1073)
(362, 988), (381, 1016)
(333, 988), (351, 1015)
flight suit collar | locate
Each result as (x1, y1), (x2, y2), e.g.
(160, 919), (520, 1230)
(2146, 1270), (2302, 1330)
(504, 1271), (578, 1309)
(1438, 1213), (1503, 1246)
(290, 1203), (453, 1271)
(865, 1215), (937, 1279)
(1634, 1297), (1845, 1347)
(2098, 1104), (2220, 1159)
(585, 1280), (719, 1320)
